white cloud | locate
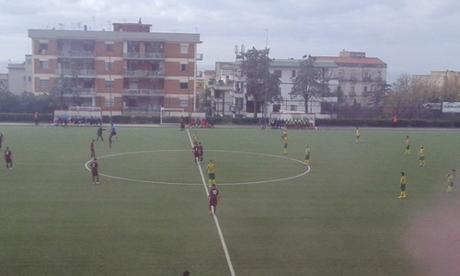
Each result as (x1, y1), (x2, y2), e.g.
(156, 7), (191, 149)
(0, 0), (459, 77)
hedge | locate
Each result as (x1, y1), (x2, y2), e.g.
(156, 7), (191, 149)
(315, 119), (460, 128)
(0, 113), (53, 122)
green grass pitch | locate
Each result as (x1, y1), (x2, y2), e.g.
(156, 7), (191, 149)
(0, 126), (459, 276)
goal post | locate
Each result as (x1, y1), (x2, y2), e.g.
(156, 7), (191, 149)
(160, 107), (186, 124)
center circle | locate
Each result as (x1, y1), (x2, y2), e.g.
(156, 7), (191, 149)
(84, 149), (310, 186)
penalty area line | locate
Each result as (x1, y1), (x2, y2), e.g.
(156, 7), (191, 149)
(186, 129), (236, 276)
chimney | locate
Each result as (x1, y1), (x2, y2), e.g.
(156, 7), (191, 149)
(84, 25), (87, 31)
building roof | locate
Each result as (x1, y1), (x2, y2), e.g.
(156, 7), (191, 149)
(28, 29), (201, 43)
(315, 56), (386, 67)
(271, 58), (337, 68)
(7, 63), (25, 70)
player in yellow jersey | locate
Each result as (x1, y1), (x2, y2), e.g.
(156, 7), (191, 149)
(304, 144), (311, 166)
(281, 129), (288, 155)
(398, 171), (408, 199)
(404, 136), (411, 155)
(192, 134), (199, 144)
(418, 145), (425, 167)
(446, 169), (456, 193)
(206, 160), (216, 186)
(355, 127), (360, 143)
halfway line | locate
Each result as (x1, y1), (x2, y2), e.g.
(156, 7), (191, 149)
(186, 129), (236, 276)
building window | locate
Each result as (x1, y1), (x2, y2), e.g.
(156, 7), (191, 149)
(105, 61), (113, 71)
(40, 79), (49, 89)
(105, 96), (115, 108)
(180, 43), (189, 54)
(291, 70), (296, 78)
(28, 76), (32, 82)
(39, 61), (49, 69)
(179, 98), (188, 107)
(290, 105), (297, 111)
(274, 70), (282, 78)
(38, 43), (48, 54)
(181, 63), (187, 72)
(106, 44), (113, 52)
(235, 98), (243, 110)
(105, 80), (114, 89)
(180, 82), (188, 89)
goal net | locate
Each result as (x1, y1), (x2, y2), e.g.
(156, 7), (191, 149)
(160, 107), (186, 124)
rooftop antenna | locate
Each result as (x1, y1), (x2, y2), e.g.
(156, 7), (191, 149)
(138, 17), (142, 24)
(265, 28), (269, 49)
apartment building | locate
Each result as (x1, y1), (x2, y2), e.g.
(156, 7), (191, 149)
(415, 70), (460, 87)
(6, 55), (33, 95)
(28, 22), (201, 115)
(316, 51), (387, 105)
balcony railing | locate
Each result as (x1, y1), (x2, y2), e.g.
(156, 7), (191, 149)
(123, 89), (165, 96)
(124, 52), (165, 59)
(58, 69), (96, 76)
(61, 88), (95, 96)
(124, 70), (165, 78)
(57, 50), (95, 58)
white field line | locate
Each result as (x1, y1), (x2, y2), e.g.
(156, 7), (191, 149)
(186, 129), (236, 276)
(83, 149), (310, 186)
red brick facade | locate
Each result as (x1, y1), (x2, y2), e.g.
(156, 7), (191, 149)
(29, 23), (200, 115)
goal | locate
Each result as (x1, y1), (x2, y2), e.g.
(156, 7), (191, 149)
(160, 107), (186, 124)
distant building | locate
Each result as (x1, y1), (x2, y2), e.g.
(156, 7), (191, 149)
(414, 70), (460, 88)
(28, 21), (201, 115)
(7, 55), (33, 95)
(0, 73), (8, 91)
(315, 50), (387, 105)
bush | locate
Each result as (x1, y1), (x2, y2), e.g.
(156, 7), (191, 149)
(316, 119), (459, 128)
(0, 113), (53, 123)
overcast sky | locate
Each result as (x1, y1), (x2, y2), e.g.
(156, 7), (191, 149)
(0, 0), (459, 81)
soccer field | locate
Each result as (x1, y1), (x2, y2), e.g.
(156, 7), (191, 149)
(0, 125), (459, 276)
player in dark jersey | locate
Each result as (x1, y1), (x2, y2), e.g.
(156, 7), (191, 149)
(192, 142), (200, 163)
(96, 126), (105, 141)
(198, 142), (204, 162)
(0, 132), (3, 149)
(4, 146), (13, 170)
(90, 139), (96, 158)
(90, 158), (100, 184)
(208, 183), (220, 215)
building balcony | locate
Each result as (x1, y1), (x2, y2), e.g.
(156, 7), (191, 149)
(123, 88), (165, 96)
(124, 70), (165, 78)
(57, 51), (95, 58)
(124, 52), (165, 60)
(123, 107), (161, 116)
(58, 69), (96, 77)
(61, 88), (95, 97)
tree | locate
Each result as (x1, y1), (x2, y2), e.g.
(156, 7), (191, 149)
(50, 74), (77, 109)
(290, 55), (328, 113)
(366, 81), (391, 115)
(240, 47), (281, 118)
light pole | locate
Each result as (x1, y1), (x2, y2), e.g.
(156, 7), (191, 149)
(109, 54), (113, 121)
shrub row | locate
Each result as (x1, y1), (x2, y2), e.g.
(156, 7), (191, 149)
(0, 113), (53, 122)
(315, 119), (460, 128)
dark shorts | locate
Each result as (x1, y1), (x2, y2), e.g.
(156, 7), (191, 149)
(208, 173), (215, 180)
(419, 156), (425, 161)
(5, 158), (12, 163)
(449, 182), (454, 187)
(209, 200), (217, 206)
(400, 184), (406, 191)
(406, 145), (410, 150)
(92, 171), (98, 176)
(284, 143), (288, 148)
